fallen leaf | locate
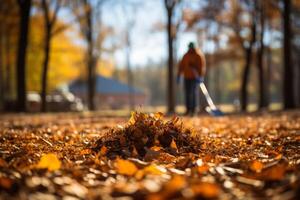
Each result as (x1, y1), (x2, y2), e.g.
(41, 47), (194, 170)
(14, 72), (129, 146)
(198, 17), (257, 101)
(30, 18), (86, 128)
(143, 164), (166, 175)
(164, 175), (186, 192)
(0, 158), (8, 168)
(154, 112), (164, 119)
(191, 182), (220, 198)
(80, 149), (91, 155)
(0, 177), (13, 190)
(132, 146), (139, 157)
(36, 153), (61, 171)
(263, 164), (286, 181)
(115, 158), (138, 176)
(250, 160), (264, 173)
(197, 164), (210, 174)
(100, 146), (107, 156)
(170, 139), (177, 150)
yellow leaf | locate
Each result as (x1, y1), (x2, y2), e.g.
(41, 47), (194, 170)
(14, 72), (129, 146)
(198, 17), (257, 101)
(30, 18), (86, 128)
(154, 112), (164, 119)
(129, 111), (137, 124)
(115, 158), (138, 176)
(36, 153), (61, 171)
(143, 164), (165, 175)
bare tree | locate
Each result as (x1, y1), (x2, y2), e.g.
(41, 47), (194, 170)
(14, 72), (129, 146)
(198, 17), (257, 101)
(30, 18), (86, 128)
(16, 0), (32, 112)
(164, 0), (179, 114)
(0, 31), (3, 107)
(40, 0), (63, 112)
(119, 1), (140, 110)
(73, 0), (106, 110)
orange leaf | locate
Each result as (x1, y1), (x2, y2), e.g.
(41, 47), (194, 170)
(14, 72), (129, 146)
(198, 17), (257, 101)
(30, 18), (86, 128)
(80, 149), (91, 155)
(191, 182), (220, 198)
(197, 164), (210, 174)
(100, 146), (107, 156)
(170, 139), (177, 149)
(165, 175), (186, 192)
(115, 158), (138, 176)
(150, 146), (162, 151)
(250, 160), (264, 173)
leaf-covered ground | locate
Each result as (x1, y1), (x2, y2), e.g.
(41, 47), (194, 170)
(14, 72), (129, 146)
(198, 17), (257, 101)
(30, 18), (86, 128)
(0, 111), (299, 200)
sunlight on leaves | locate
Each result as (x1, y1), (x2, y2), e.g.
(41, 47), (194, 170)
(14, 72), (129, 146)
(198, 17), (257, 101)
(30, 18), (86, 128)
(143, 164), (166, 175)
(36, 153), (61, 171)
(115, 158), (138, 176)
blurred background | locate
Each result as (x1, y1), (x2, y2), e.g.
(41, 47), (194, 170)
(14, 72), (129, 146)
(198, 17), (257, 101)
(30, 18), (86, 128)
(0, 0), (299, 114)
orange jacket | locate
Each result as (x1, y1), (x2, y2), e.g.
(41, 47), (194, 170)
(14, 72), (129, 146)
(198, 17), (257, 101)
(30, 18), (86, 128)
(178, 48), (206, 79)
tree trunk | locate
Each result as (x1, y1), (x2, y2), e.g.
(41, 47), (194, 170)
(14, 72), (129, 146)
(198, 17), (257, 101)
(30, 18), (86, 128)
(126, 30), (134, 110)
(87, 44), (96, 111)
(266, 45), (272, 105)
(5, 32), (12, 99)
(16, 0), (32, 112)
(84, 0), (96, 111)
(240, 17), (256, 111)
(0, 33), (3, 107)
(283, 0), (295, 109)
(257, 1), (268, 109)
(41, 28), (51, 112)
(166, 8), (175, 114)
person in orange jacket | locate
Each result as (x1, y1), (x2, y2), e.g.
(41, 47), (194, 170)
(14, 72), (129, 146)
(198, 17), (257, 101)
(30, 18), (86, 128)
(177, 42), (206, 115)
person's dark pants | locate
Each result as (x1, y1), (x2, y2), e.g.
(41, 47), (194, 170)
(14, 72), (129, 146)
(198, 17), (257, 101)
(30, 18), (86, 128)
(184, 78), (197, 114)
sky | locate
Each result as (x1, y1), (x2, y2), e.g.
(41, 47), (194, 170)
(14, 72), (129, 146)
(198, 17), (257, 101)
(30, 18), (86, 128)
(58, 0), (211, 68)
(101, 0), (199, 68)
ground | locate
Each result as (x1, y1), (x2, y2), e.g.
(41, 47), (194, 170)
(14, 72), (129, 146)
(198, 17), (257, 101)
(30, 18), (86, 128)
(0, 111), (299, 200)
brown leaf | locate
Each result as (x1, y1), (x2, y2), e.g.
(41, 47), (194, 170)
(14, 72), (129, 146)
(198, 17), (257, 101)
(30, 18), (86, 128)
(263, 164), (286, 181)
(0, 158), (8, 168)
(0, 177), (13, 190)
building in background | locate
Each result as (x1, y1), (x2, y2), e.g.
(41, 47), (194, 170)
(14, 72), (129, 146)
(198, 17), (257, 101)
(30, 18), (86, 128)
(68, 75), (148, 109)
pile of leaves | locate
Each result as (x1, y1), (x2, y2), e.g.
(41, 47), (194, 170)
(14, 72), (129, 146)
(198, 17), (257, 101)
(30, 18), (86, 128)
(92, 112), (201, 159)
(0, 111), (300, 199)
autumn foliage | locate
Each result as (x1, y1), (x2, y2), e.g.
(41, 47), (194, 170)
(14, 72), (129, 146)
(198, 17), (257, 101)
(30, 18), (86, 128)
(0, 112), (300, 199)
